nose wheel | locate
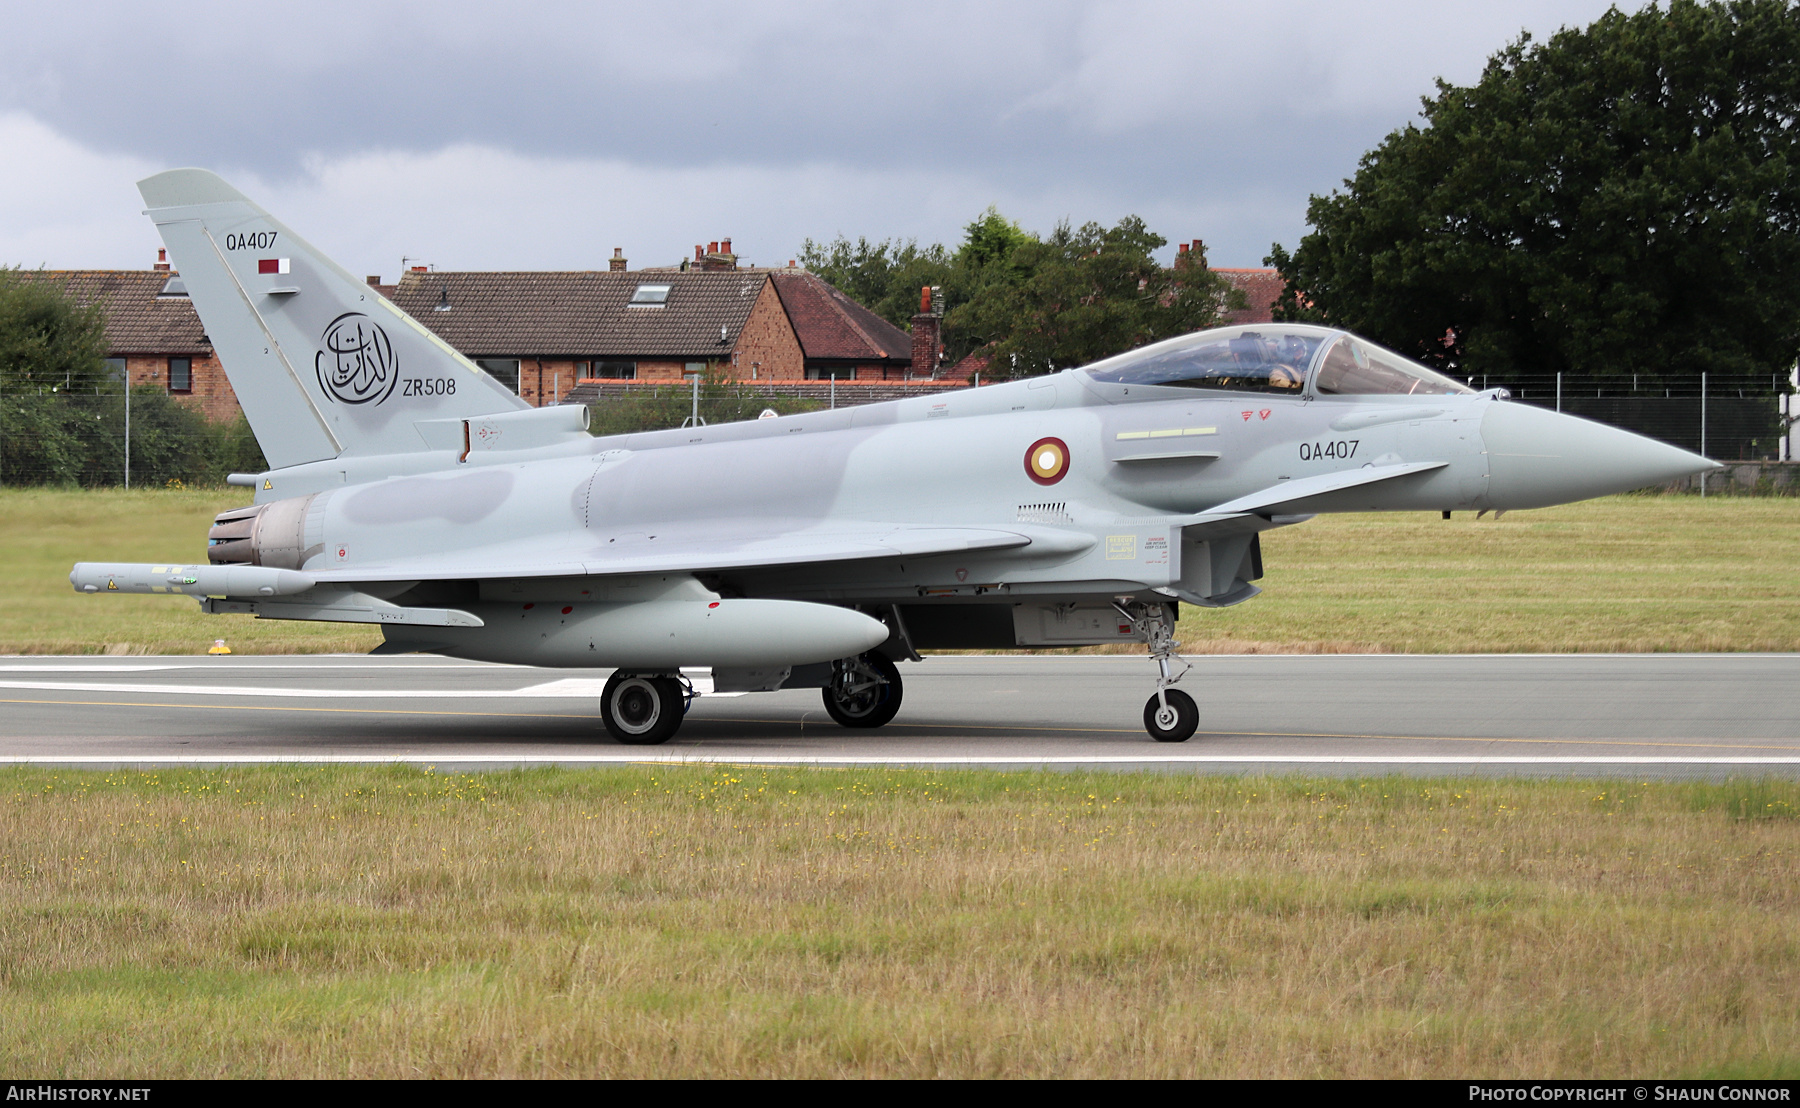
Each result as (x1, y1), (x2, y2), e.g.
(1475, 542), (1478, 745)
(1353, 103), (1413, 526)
(1144, 688), (1199, 742)
(601, 672), (687, 745)
(1117, 599), (1198, 742)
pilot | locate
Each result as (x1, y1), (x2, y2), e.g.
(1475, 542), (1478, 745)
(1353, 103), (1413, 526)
(1268, 363), (1305, 389)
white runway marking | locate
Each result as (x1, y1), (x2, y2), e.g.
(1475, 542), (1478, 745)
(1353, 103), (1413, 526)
(0, 680), (542, 698)
(0, 673), (743, 699)
(4, 754), (1799, 767)
(0, 661), (503, 672)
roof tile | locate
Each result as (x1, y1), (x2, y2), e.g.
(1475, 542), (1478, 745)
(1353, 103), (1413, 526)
(389, 270), (769, 359)
(1213, 268), (1286, 324)
(771, 272), (913, 365)
(19, 270), (211, 354)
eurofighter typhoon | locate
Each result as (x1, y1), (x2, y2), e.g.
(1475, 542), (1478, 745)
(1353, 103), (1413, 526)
(72, 170), (1716, 743)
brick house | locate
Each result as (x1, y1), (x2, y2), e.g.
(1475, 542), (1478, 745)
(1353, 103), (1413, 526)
(25, 242), (1281, 421)
(22, 255), (240, 420)
(387, 257), (923, 407)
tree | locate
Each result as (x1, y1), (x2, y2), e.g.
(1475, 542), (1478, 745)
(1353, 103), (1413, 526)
(954, 218), (1240, 375)
(803, 210), (1241, 374)
(1269, 0), (1800, 386)
(0, 268), (110, 393)
(795, 235), (956, 331)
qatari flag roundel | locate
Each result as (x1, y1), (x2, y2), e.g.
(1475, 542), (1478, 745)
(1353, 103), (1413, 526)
(257, 258), (290, 274)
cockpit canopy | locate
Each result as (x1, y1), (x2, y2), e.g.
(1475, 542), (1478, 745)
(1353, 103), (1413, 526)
(1081, 324), (1473, 397)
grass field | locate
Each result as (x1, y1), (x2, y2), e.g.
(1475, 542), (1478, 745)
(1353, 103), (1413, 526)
(1, 764), (1795, 1078)
(3, 488), (1797, 655)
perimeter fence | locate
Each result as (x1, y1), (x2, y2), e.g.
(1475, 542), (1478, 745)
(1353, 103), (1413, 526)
(5, 370), (1792, 489)
(1465, 371), (1792, 461)
(576, 371), (1795, 460)
(0, 384), (264, 488)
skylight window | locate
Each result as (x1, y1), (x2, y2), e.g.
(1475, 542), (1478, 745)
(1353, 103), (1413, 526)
(629, 283), (671, 305)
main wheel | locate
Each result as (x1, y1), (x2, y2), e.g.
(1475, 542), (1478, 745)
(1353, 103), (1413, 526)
(821, 652), (903, 729)
(601, 673), (685, 745)
(1144, 688), (1199, 742)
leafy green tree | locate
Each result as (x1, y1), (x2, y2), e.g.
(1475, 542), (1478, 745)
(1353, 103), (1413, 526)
(0, 393), (88, 485)
(795, 236), (956, 329)
(0, 268), (110, 393)
(956, 206), (1035, 273)
(798, 208), (1033, 333)
(1270, 0), (1800, 386)
(953, 219), (1241, 376)
(803, 209), (1240, 374)
(0, 270), (269, 486)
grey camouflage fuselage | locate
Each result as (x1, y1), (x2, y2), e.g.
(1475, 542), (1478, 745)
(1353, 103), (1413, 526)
(70, 169), (1715, 736)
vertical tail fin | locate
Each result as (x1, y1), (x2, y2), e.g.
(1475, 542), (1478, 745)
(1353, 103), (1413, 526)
(137, 169), (526, 468)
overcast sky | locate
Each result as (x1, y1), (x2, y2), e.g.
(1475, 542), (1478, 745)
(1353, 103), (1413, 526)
(0, 0), (1621, 279)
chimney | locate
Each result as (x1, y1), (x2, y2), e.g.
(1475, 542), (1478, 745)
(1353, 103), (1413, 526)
(1177, 242), (1189, 256)
(154, 248), (169, 273)
(721, 238), (731, 255)
(609, 247), (627, 273)
(366, 275), (382, 286)
(695, 245), (704, 262)
(1191, 239), (1202, 255)
(787, 260), (796, 268)
(911, 289), (942, 379)
(411, 265), (428, 273)
(708, 241), (719, 255)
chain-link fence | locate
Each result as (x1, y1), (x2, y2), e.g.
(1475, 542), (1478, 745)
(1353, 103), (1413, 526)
(0, 385), (265, 487)
(8, 370), (1790, 487)
(579, 372), (1796, 458)
(573, 379), (837, 437)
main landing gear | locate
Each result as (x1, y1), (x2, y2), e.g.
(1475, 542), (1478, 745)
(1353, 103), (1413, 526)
(599, 653), (904, 744)
(600, 671), (690, 745)
(822, 652), (903, 728)
(1118, 600), (1197, 742)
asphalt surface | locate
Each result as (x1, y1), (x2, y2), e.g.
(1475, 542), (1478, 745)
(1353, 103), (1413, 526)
(0, 653), (1795, 778)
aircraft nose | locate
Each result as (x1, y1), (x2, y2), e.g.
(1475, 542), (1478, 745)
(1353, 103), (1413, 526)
(1481, 399), (1719, 509)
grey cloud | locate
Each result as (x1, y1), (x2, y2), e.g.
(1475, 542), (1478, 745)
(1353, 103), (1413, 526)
(2, 0), (1620, 267)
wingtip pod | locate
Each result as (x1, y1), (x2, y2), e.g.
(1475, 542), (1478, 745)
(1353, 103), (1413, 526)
(137, 168), (253, 210)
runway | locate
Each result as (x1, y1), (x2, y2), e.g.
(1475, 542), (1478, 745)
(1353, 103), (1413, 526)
(1, 653), (1796, 777)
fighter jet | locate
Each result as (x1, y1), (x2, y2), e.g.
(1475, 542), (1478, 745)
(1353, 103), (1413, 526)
(71, 169), (1716, 743)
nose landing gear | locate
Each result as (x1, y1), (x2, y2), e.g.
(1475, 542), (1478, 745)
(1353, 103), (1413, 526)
(1145, 688), (1199, 742)
(1117, 600), (1198, 742)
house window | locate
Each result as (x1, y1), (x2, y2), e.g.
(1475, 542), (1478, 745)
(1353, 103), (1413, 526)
(104, 357), (126, 381)
(476, 359), (520, 392)
(168, 357), (192, 393)
(806, 367), (851, 381)
(630, 284), (671, 305)
(592, 361), (636, 380)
